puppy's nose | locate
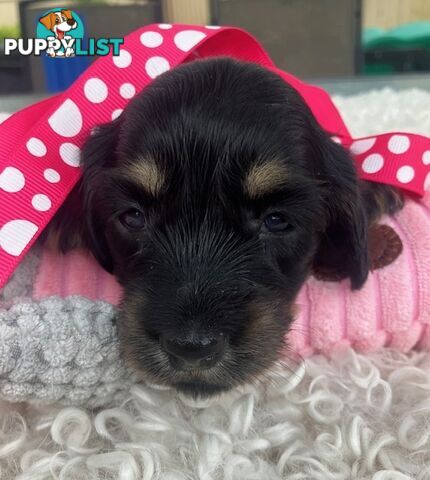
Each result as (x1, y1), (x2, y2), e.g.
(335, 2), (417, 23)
(162, 333), (225, 369)
(67, 19), (75, 26)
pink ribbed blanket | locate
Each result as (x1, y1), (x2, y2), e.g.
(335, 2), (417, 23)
(33, 192), (430, 358)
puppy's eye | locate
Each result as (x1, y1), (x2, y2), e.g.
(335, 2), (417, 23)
(120, 209), (145, 229)
(262, 212), (294, 234)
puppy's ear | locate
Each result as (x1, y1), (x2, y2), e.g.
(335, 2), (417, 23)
(43, 121), (119, 272)
(61, 9), (73, 20)
(39, 13), (55, 31)
(311, 133), (370, 290)
(80, 119), (122, 273)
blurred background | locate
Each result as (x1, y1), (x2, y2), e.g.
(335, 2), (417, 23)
(0, 0), (429, 102)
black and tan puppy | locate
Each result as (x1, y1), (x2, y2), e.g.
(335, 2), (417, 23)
(48, 58), (403, 397)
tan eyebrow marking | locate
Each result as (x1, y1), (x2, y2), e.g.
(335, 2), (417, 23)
(123, 158), (165, 196)
(244, 160), (289, 198)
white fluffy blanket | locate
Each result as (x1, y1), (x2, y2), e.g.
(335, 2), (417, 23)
(1, 88), (430, 479)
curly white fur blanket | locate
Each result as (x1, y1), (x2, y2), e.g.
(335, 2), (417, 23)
(1, 88), (430, 479)
(1, 345), (430, 479)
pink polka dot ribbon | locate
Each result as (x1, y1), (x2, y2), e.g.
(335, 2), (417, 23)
(0, 23), (429, 289)
(348, 133), (430, 190)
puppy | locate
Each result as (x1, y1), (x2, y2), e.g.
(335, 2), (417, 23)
(47, 58), (403, 397)
(39, 10), (77, 57)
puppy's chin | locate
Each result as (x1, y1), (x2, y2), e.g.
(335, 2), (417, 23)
(149, 365), (237, 399)
(119, 332), (242, 397)
(173, 381), (231, 398)
(131, 363), (243, 399)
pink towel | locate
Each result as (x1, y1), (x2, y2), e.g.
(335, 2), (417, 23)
(33, 192), (430, 358)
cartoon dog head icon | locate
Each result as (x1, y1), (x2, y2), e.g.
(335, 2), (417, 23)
(39, 9), (78, 57)
(39, 9), (77, 40)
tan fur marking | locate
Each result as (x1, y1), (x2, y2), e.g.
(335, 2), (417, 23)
(124, 159), (165, 196)
(245, 160), (289, 198)
(242, 300), (287, 351)
(372, 189), (404, 221)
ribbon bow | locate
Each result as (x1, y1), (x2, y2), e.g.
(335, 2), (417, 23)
(1, 23), (429, 288)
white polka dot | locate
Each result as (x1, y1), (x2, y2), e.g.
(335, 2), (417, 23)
(174, 30), (207, 52)
(44, 168), (60, 183)
(350, 138), (376, 155)
(113, 49), (132, 68)
(331, 136), (341, 144)
(396, 165), (415, 184)
(112, 109), (123, 120)
(145, 56), (170, 79)
(26, 137), (47, 157)
(422, 151), (430, 165)
(0, 167), (25, 193)
(120, 83), (136, 99)
(59, 143), (80, 167)
(158, 24), (172, 29)
(388, 135), (410, 154)
(84, 78), (108, 104)
(140, 31), (163, 48)
(32, 194), (51, 212)
(362, 153), (384, 174)
(424, 172), (430, 191)
(0, 220), (38, 256)
(48, 99), (82, 137)
(206, 25), (221, 29)
(0, 113), (11, 124)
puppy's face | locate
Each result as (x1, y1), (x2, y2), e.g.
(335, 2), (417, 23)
(80, 58), (369, 396)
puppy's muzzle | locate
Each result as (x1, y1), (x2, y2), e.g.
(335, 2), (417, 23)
(161, 333), (226, 370)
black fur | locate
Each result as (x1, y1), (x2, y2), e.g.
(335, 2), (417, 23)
(48, 57), (402, 396)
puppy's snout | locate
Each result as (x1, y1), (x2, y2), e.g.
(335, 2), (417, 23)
(162, 333), (225, 370)
(67, 19), (76, 26)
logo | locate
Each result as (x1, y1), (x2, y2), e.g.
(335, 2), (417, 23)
(37, 9), (83, 57)
(2, 8), (123, 57)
